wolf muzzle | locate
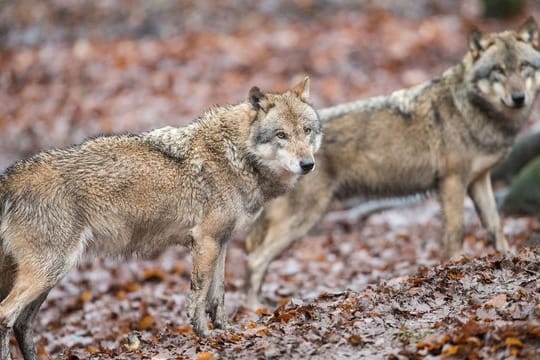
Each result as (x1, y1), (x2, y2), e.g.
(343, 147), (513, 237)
(299, 157), (315, 174)
(511, 90), (525, 108)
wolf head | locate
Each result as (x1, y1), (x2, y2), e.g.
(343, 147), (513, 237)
(247, 77), (322, 176)
(464, 17), (540, 117)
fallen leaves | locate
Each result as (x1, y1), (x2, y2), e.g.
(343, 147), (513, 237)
(4, 1), (540, 359)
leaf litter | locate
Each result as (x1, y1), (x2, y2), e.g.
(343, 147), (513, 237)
(1, 1), (540, 359)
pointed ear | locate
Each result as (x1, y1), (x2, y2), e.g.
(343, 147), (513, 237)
(249, 86), (265, 111)
(292, 76), (310, 102)
(517, 16), (539, 49)
(468, 27), (490, 59)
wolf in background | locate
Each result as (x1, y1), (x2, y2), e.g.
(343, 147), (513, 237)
(245, 18), (540, 310)
(0, 77), (322, 360)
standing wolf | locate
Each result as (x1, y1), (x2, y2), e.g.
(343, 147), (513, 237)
(245, 18), (540, 310)
(0, 77), (322, 360)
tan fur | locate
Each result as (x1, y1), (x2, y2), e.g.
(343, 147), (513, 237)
(0, 78), (322, 359)
(245, 18), (540, 310)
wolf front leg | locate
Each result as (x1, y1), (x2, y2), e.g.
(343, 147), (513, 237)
(207, 243), (228, 329)
(439, 174), (466, 259)
(468, 171), (509, 253)
(188, 233), (220, 337)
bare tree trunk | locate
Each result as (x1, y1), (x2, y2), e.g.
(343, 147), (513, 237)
(491, 131), (540, 184)
(482, 0), (527, 18)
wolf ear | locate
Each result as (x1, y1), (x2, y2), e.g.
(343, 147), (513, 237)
(468, 27), (490, 59)
(292, 76), (310, 102)
(249, 86), (266, 111)
(517, 16), (539, 49)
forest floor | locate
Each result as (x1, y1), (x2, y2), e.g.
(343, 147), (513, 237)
(1, 1), (540, 359)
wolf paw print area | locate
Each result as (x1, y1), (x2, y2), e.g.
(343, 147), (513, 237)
(2, 1), (540, 359)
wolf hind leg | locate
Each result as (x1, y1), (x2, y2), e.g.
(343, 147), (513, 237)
(0, 248), (15, 360)
(0, 248), (16, 304)
(245, 187), (333, 310)
(13, 291), (49, 360)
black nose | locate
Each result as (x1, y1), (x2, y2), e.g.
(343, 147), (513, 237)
(299, 158), (314, 173)
(511, 91), (525, 107)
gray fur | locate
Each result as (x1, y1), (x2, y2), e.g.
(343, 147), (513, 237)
(0, 78), (321, 359)
(244, 18), (540, 310)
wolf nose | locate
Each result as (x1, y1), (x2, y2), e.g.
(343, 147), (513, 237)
(511, 91), (525, 107)
(299, 158), (315, 174)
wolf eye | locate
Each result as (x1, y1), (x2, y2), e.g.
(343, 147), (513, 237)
(521, 61), (535, 73)
(275, 131), (288, 140)
(492, 65), (505, 75)
(304, 127), (312, 135)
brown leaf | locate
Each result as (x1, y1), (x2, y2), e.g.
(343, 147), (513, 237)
(484, 293), (507, 308)
(142, 268), (166, 282)
(138, 315), (155, 330)
(504, 337), (523, 347)
(124, 282), (140, 293)
(80, 290), (92, 303)
(442, 344), (459, 356)
(229, 333), (243, 342)
(417, 334), (451, 352)
(257, 328), (271, 336)
(174, 324), (193, 335)
(256, 308), (272, 317)
(276, 312), (295, 323)
(348, 334), (363, 346)
(86, 345), (100, 354)
(196, 351), (214, 360)
(245, 321), (259, 330)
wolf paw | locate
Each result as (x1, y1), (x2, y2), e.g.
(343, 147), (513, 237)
(212, 316), (230, 330)
(192, 322), (211, 338)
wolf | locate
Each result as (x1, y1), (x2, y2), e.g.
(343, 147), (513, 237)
(0, 77), (322, 360)
(244, 18), (540, 310)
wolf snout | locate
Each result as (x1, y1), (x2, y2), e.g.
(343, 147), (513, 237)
(299, 157), (315, 174)
(511, 90), (525, 107)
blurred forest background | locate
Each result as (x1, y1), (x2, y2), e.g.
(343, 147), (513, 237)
(1, 0), (540, 171)
(1, 1), (540, 359)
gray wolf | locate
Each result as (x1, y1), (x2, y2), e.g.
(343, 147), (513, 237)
(0, 77), (322, 359)
(244, 18), (540, 310)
